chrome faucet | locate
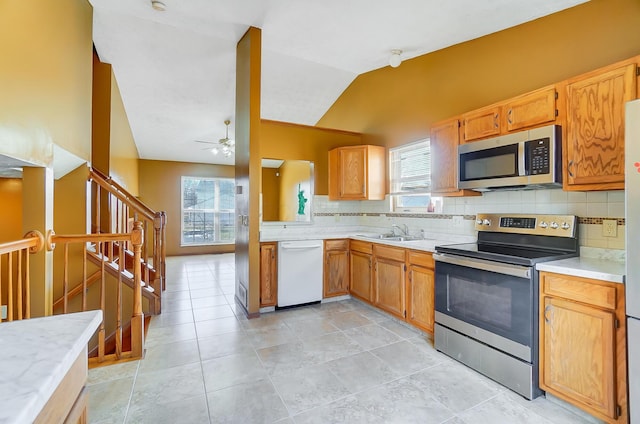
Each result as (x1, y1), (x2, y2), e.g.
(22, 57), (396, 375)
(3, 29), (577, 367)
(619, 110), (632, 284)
(392, 223), (409, 236)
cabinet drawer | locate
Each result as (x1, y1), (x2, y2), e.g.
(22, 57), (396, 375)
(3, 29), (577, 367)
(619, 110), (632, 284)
(541, 272), (617, 310)
(408, 250), (434, 269)
(373, 244), (406, 262)
(350, 240), (372, 254)
(325, 239), (349, 251)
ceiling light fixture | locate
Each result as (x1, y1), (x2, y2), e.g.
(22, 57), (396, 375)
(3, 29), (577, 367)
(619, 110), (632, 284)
(389, 49), (403, 68)
(193, 119), (235, 157)
(151, 1), (166, 11)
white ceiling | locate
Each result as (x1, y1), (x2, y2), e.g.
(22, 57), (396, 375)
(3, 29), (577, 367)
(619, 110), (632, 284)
(88, 0), (588, 166)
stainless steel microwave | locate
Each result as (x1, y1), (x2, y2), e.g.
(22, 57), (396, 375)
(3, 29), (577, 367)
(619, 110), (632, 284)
(457, 124), (562, 191)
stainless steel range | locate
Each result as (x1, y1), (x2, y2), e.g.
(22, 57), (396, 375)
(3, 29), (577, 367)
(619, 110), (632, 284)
(434, 213), (578, 400)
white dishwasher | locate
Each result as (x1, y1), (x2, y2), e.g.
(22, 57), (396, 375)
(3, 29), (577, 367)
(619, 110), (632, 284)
(277, 240), (323, 307)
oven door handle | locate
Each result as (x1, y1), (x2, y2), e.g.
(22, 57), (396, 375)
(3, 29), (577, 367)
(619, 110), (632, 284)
(433, 253), (531, 279)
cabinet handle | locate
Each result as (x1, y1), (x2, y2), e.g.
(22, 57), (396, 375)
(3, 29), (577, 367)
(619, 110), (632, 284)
(494, 113), (499, 128)
(568, 160), (575, 178)
(544, 304), (553, 323)
(507, 109), (513, 124)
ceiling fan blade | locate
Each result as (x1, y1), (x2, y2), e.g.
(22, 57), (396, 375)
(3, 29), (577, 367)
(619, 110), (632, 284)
(194, 140), (217, 145)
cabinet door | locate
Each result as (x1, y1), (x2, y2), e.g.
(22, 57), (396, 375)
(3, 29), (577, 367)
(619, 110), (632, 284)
(540, 296), (617, 420)
(259, 243), (277, 307)
(430, 119), (460, 193)
(324, 241), (349, 298)
(407, 263), (435, 334)
(350, 250), (372, 302)
(462, 105), (501, 142)
(339, 146), (367, 199)
(565, 64), (636, 190)
(373, 256), (405, 319)
(504, 87), (557, 132)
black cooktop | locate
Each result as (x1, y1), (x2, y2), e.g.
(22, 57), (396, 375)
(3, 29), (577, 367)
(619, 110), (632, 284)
(435, 242), (578, 267)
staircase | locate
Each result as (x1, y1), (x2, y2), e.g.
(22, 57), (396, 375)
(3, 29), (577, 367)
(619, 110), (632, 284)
(0, 167), (167, 365)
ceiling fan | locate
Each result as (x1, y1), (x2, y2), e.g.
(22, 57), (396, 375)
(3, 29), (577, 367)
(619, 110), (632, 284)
(194, 120), (235, 157)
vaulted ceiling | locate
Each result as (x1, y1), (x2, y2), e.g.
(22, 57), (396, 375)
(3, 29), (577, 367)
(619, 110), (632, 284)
(88, 0), (588, 165)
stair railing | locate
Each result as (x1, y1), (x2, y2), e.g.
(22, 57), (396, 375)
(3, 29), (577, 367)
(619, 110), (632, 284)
(0, 231), (45, 322)
(47, 222), (145, 363)
(88, 168), (166, 299)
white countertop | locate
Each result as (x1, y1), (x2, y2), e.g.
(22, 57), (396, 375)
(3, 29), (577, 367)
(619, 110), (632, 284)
(0, 310), (102, 424)
(536, 257), (625, 284)
(260, 228), (475, 253)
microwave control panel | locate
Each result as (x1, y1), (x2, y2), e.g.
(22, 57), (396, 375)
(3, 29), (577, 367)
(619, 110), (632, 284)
(526, 138), (550, 175)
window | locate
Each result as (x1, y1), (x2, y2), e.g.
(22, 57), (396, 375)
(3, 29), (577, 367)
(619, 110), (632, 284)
(181, 177), (235, 245)
(389, 140), (441, 212)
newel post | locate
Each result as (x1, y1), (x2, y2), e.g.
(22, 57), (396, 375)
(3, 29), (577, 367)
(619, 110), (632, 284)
(130, 221), (144, 358)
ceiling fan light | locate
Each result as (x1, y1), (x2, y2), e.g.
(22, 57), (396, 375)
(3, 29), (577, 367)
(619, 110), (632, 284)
(211, 147), (219, 155)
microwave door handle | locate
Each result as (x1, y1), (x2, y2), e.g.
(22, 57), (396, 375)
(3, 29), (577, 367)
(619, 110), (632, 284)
(518, 142), (526, 176)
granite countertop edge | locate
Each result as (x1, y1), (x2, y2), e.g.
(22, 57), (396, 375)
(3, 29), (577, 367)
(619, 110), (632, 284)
(259, 232), (475, 253)
(0, 310), (103, 424)
(536, 257), (625, 284)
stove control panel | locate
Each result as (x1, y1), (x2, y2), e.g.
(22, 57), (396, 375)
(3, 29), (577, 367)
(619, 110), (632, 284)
(475, 213), (577, 237)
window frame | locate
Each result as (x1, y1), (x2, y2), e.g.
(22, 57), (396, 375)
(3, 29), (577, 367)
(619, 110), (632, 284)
(389, 139), (440, 213)
(180, 176), (235, 246)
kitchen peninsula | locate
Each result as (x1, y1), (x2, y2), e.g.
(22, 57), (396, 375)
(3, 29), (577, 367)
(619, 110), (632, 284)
(0, 310), (102, 423)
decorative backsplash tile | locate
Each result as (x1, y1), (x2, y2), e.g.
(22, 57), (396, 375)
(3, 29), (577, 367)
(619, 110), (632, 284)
(268, 189), (627, 251)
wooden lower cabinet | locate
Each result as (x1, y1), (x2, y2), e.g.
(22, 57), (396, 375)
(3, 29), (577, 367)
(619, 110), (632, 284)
(372, 244), (406, 320)
(539, 271), (627, 423)
(350, 240), (373, 302)
(406, 250), (435, 333)
(348, 241), (435, 334)
(323, 239), (350, 298)
(259, 242), (277, 307)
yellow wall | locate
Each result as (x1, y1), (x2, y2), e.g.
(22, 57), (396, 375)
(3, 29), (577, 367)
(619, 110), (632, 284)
(317, 0), (640, 148)
(261, 168), (280, 221)
(233, 27), (263, 314)
(260, 120), (364, 195)
(278, 160), (312, 222)
(0, 179), (23, 243)
(92, 53), (139, 194)
(137, 159), (235, 256)
(109, 72), (139, 195)
(0, 0), (93, 166)
(52, 164), (89, 306)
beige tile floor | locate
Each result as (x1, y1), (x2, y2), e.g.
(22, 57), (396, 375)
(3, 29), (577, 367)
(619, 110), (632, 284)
(87, 253), (601, 424)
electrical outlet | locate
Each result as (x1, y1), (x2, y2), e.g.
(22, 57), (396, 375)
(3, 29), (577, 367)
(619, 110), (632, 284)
(452, 215), (463, 226)
(602, 219), (618, 237)
(1, 305), (6, 320)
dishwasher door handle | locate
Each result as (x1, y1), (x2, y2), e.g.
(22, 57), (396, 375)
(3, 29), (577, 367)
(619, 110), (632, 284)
(279, 244), (322, 250)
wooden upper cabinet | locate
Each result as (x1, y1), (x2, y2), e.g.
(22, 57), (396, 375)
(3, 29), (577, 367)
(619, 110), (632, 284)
(504, 86), (557, 132)
(430, 118), (481, 197)
(564, 63), (637, 190)
(323, 239), (349, 298)
(461, 105), (501, 142)
(430, 118), (460, 193)
(328, 145), (385, 200)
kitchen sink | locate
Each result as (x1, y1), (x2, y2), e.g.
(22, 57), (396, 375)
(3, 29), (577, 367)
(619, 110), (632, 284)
(356, 234), (426, 242)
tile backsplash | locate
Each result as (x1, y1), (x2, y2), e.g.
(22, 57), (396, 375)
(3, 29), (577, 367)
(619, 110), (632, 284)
(305, 189), (626, 250)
